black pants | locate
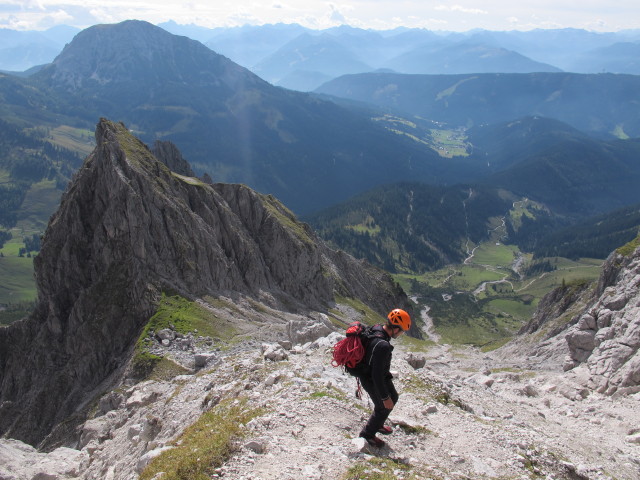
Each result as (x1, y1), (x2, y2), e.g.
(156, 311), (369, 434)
(358, 375), (399, 438)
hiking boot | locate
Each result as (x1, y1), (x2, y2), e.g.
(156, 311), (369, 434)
(360, 434), (386, 448)
(377, 425), (393, 435)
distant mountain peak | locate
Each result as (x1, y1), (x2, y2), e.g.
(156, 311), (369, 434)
(36, 20), (257, 91)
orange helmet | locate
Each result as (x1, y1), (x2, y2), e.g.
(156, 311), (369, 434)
(387, 308), (411, 331)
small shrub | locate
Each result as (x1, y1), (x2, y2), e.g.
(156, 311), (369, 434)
(396, 423), (433, 436)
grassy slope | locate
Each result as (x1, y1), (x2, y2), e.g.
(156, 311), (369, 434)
(0, 234), (36, 324)
(48, 126), (95, 156)
(0, 235), (35, 302)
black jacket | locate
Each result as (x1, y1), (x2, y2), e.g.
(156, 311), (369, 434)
(362, 324), (394, 400)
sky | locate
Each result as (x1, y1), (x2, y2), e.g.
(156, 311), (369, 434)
(1, 0), (639, 32)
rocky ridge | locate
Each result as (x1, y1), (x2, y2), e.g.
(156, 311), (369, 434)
(1, 324), (639, 480)
(0, 118), (407, 447)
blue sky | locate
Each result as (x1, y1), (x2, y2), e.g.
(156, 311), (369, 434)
(2, 1), (639, 32)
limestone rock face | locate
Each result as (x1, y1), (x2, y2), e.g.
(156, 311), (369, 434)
(0, 118), (407, 446)
(151, 140), (195, 177)
(563, 246), (640, 394)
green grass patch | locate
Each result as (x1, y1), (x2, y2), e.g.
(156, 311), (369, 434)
(388, 128), (431, 147)
(617, 235), (640, 257)
(342, 457), (431, 480)
(373, 114), (418, 129)
(151, 357), (190, 382)
(446, 264), (506, 290)
(402, 373), (471, 411)
(145, 293), (237, 341)
(516, 262), (601, 299)
(483, 298), (537, 323)
(396, 423), (434, 435)
(0, 246), (36, 304)
(612, 124), (629, 140)
(479, 336), (512, 352)
(306, 385), (348, 402)
(423, 292), (521, 346)
(132, 293), (239, 379)
(395, 268), (457, 290)
(436, 316), (519, 346)
(345, 215), (381, 236)
(48, 125), (95, 156)
(435, 77), (476, 101)
(261, 193), (314, 246)
(471, 242), (519, 266)
(172, 172), (205, 186)
(139, 398), (263, 480)
(509, 198), (549, 230)
(400, 261), (510, 294)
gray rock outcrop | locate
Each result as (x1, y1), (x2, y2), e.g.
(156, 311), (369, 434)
(151, 140), (195, 177)
(564, 245), (640, 394)
(0, 118), (409, 446)
(0, 438), (88, 479)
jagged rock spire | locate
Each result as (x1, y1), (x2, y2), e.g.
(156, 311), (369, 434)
(0, 118), (408, 446)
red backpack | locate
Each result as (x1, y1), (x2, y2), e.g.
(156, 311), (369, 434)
(331, 322), (386, 375)
(331, 321), (368, 369)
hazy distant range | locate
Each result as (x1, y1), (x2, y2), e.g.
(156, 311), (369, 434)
(2, 22), (640, 91)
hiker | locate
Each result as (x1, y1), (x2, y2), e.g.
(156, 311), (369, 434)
(357, 308), (411, 448)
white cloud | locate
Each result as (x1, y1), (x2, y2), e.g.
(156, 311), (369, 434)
(2, 0), (640, 32)
(434, 4), (488, 15)
(41, 8), (73, 25)
(329, 4), (347, 23)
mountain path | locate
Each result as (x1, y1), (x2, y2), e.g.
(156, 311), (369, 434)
(215, 339), (640, 480)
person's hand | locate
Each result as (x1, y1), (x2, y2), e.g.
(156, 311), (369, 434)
(383, 397), (394, 409)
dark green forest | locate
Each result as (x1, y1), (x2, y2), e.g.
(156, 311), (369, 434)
(307, 178), (640, 274)
(0, 118), (82, 229)
(305, 183), (513, 273)
(531, 203), (640, 259)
